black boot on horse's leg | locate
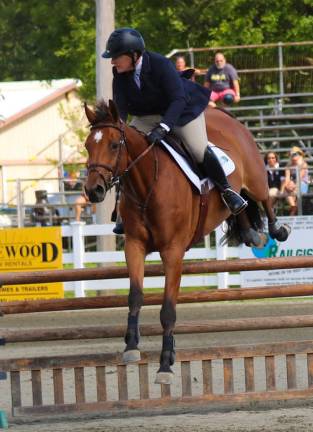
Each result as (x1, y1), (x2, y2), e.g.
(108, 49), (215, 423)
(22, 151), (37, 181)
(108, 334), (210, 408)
(155, 334), (176, 385)
(123, 312), (141, 363)
(155, 300), (176, 385)
(202, 147), (248, 215)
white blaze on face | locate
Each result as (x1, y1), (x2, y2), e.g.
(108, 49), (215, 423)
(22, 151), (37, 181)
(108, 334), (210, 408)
(94, 130), (103, 143)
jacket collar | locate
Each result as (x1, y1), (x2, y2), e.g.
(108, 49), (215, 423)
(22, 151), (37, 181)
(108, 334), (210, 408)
(141, 51), (151, 74)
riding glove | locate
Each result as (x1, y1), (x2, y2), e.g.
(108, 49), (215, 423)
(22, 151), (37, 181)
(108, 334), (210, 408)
(147, 124), (168, 145)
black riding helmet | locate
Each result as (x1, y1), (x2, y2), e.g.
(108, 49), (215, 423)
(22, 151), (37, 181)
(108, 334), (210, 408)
(102, 28), (145, 59)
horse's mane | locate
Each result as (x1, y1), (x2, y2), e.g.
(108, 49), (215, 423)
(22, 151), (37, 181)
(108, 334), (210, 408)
(92, 99), (112, 125)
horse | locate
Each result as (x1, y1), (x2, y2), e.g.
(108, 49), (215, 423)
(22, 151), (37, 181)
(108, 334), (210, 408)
(83, 99), (290, 385)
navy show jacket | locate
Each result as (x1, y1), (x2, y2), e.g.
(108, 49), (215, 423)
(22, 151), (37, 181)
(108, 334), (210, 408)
(113, 51), (210, 129)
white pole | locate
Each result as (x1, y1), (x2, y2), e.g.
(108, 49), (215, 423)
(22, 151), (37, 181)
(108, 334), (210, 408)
(215, 224), (229, 289)
(71, 221), (86, 297)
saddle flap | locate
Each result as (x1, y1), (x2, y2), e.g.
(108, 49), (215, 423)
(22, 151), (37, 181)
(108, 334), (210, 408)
(163, 132), (203, 178)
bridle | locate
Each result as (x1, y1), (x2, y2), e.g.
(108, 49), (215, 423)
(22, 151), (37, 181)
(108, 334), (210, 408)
(86, 121), (158, 212)
(87, 122), (126, 191)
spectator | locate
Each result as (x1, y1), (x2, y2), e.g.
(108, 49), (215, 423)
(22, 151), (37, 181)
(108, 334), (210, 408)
(64, 170), (83, 193)
(175, 55), (200, 82)
(204, 52), (240, 108)
(281, 146), (309, 216)
(31, 190), (59, 226)
(64, 170), (95, 222)
(175, 55), (187, 72)
(74, 192), (96, 222)
(264, 151), (284, 209)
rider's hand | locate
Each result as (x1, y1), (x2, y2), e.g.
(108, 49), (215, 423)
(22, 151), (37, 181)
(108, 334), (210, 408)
(147, 124), (169, 145)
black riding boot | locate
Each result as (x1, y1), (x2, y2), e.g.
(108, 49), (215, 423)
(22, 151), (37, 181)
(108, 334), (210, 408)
(202, 147), (247, 215)
(112, 185), (125, 235)
(113, 213), (124, 235)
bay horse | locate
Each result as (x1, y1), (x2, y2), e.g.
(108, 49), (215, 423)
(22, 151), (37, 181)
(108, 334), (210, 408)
(84, 100), (290, 385)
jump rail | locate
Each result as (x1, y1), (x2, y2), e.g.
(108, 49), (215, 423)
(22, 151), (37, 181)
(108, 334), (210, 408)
(3, 314), (313, 342)
(1, 283), (313, 315)
(1, 255), (313, 286)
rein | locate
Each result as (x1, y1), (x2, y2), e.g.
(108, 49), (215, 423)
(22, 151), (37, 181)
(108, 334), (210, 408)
(87, 121), (158, 213)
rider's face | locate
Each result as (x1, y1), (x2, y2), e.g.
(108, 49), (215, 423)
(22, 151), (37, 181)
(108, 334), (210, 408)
(111, 55), (133, 73)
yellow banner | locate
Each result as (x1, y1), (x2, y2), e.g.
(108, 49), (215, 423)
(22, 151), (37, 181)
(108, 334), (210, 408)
(0, 226), (64, 301)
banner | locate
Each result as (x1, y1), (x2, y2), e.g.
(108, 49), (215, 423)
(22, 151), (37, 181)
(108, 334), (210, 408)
(0, 227), (63, 301)
(240, 216), (313, 287)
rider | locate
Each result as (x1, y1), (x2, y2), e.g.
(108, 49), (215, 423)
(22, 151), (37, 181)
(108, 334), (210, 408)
(102, 28), (247, 232)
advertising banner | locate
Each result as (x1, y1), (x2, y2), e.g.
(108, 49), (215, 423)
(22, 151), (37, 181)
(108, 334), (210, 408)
(240, 216), (313, 287)
(0, 226), (63, 301)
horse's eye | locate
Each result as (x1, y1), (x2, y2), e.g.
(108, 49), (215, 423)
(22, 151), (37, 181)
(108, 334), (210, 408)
(110, 141), (119, 152)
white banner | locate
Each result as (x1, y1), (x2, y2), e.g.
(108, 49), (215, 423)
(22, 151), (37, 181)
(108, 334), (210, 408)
(240, 216), (313, 287)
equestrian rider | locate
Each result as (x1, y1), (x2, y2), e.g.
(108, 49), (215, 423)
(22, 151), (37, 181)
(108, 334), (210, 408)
(102, 28), (247, 219)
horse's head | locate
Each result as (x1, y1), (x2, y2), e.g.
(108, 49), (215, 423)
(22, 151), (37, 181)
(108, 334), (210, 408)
(84, 99), (126, 203)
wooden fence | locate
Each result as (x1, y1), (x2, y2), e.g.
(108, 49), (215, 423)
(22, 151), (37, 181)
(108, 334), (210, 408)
(1, 340), (313, 417)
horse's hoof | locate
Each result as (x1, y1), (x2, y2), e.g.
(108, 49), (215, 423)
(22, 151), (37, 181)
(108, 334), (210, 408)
(273, 224), (291, 242)
(155, 371), (174, 385)
(242, 228), (262, 248)
(122, 349), (141, 363)
(269, 221), (291, 242)
(254, 232), (268, 249)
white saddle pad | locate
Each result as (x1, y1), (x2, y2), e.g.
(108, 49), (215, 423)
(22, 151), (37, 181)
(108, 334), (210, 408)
(160, 140), (235, 193)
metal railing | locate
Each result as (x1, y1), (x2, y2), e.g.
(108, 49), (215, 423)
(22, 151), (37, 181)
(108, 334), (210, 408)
(1, 176), (93, 228)
(167, 41), (313, 97)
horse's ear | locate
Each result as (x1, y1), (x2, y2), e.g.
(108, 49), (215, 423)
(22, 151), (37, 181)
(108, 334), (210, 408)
(108, 99), (120, 123)
(84, 102), (96, 124)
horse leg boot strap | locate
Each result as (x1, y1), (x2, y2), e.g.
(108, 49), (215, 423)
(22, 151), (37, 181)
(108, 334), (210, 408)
(202, 147), (247, 215)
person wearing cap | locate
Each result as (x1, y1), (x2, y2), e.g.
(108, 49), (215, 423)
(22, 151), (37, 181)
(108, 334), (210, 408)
(204, 52), (240, 108)
(102, 28), (247, 234)
(281, 146), (309, 215)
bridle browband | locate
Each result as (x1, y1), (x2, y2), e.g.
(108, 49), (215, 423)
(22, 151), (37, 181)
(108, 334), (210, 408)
(86, 121), (158, 212)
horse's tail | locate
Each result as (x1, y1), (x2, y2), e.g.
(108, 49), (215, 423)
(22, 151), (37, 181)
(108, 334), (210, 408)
(220, 191), (264, 246)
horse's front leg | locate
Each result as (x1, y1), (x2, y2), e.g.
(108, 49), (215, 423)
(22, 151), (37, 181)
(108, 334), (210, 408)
(155, 248), (184, 385)
(262, 197), (291, 242)
(122, 239), (145, 363)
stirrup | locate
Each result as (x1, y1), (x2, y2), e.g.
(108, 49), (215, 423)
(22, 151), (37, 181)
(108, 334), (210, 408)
(221, 188), (248, 216)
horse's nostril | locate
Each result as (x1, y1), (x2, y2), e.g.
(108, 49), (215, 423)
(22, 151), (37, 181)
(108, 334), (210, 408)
(96, 184), (105, 195)
(87, 184), (106, 203)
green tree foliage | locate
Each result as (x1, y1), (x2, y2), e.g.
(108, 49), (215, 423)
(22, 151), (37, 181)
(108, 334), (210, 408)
(0, 0), (312, 99)
(0, 0), (95, 97)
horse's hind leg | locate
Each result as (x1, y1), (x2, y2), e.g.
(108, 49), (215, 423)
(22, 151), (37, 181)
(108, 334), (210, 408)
(262, 197), (291, 242)
(155, 248), (184, 385)
(236, 211), (267, 248)
(122, 240), (145, 363)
